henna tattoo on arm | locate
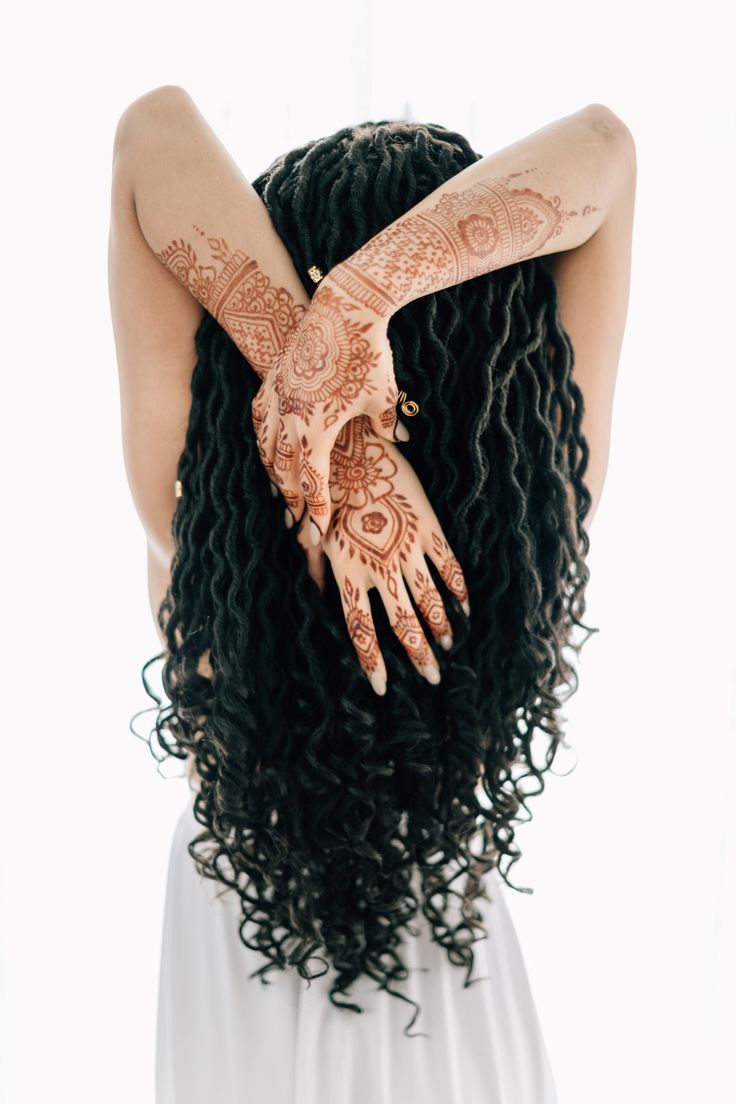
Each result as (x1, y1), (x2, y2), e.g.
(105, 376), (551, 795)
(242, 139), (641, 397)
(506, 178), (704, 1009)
(154, 224), (307, 379)
(330, 170), (598, 316)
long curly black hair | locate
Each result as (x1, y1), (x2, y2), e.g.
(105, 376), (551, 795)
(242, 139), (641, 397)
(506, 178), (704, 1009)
(135, 118), (596, 1037)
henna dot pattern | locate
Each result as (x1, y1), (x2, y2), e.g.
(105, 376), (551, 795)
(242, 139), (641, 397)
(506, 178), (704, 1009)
(136, 118), (595, 1039)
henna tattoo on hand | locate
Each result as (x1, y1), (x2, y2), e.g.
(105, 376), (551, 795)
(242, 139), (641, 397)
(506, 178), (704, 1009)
(330, 169), (582, 315)
(154, 225), (307, 379)
(328, 417), (418, 601)
(274, 283), (384, 432)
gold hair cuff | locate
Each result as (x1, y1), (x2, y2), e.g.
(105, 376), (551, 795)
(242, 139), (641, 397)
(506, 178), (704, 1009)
(307, 265), (324, 284)
(397, 390), (420, 416)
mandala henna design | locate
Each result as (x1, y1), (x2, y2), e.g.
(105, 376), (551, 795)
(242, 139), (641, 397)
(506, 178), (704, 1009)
(331, 170), (580, 315)
(274, 284), (382, 429)
(413, 567), (452, 640)
(154, 225), (306, 378)
(392, 606), (434, 668)
(341, 576), (381, 674)
(431, 531), (468, 604)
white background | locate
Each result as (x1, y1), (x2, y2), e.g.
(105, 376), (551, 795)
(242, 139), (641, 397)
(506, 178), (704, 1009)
(1, 2), (734, 1101)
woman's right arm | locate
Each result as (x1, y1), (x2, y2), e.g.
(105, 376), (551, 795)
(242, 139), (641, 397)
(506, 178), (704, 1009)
(325, 103), (634, 316)
(323, 103), (636, 524)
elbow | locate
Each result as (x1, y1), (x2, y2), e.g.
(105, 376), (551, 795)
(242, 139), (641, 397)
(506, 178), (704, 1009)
(579, 102), (635, 148)
(578, 103), (637, 182)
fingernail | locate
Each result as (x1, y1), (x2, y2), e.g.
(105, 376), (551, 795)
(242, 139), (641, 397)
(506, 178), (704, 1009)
(394, 421), (410, 442)
(369, 670), (387, 695)
(284, 508), (294, 529)
(421, 664), (441, 684)
(439, 633), (453, 651)
(461, 598), (470, 616)
(269, 481), (279, 498)
(309, 520), (321, 546)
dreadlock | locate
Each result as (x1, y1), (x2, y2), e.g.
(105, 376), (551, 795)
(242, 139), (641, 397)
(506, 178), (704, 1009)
(135, 118), (596, 1037)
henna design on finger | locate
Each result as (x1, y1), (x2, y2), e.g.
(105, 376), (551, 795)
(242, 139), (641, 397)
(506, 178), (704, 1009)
(392, 606), (434, 668)
(154, 226), (307, 378)
(341, 575), (381, 675)
(430, 531), (469, 604)
(275, 418), (296, 475)
(298, 435), (329, 518)
(333, 170), (579, 313)
(413, 567), (452, 640)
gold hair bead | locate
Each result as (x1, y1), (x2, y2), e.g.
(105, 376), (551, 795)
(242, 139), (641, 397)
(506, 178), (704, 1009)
(397, 389), (420, 416)
(307, 265), (324, 284)
(174, 479), (183, 499)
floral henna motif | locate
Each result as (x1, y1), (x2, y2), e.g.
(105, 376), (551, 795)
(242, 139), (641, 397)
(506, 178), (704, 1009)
(330, 169), (579, 315)
(274, 283), (382, 430)
(431, 531), (469, 605)
(341, 576), (381, 674)
(413, 567), (452, 640)
(154, 225), (306, 378)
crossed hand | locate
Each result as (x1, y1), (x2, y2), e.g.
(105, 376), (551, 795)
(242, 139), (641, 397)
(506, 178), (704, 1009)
(251, 269), (469, 695)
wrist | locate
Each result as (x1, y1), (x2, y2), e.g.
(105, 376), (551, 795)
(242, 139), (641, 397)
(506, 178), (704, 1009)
(322, 258), (399, 321)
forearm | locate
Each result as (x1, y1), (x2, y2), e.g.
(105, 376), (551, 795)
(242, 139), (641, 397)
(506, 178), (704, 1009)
(115, 87), (311, 380)
(327, 104), (632, 316)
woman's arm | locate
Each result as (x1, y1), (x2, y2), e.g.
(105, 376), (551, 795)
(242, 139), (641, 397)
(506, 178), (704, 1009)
(325, 103), (632, 315)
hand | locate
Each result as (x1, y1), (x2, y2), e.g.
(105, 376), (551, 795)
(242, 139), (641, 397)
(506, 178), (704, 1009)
(308, 414), (470, 695)
(251, 271), (409, 543)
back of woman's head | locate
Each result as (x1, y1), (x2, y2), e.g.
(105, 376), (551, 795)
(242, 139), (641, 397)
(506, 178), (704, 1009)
(140, 117), (595, 1035)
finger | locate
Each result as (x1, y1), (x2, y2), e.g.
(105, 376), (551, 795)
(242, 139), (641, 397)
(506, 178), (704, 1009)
(275, 417), (306, 520)
(375, 571), (441, 684)
(407, 562), (454, 651)
(298, 433), (333, 542)
(253, 395), (280, 484)
(294, 516), (327, 593)
(337, 574), (387, 696)
(426, 530), (471, 616)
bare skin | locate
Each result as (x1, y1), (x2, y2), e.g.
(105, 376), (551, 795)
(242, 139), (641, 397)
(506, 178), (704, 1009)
(107, 85), (468, 692)
(256, 103), (637, 538)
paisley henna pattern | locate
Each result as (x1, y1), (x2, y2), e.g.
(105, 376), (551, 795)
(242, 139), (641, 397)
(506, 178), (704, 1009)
(341, 575), (381, 674)
(328, 418), (419, 601)
(154, 225), (306, 379)
(331, 169), (579, 315)
(274, 283), (382, 430)
(431, 530), (469, 605)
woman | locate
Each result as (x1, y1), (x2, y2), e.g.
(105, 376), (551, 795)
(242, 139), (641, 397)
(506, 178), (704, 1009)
(108, 86), (635, 1103)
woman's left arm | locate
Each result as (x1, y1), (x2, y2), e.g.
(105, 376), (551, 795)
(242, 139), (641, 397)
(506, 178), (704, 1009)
(110, 84), (320, 635)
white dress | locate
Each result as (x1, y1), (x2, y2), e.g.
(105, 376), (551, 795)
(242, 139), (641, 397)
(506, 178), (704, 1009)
(156, 786), (558, 1104)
